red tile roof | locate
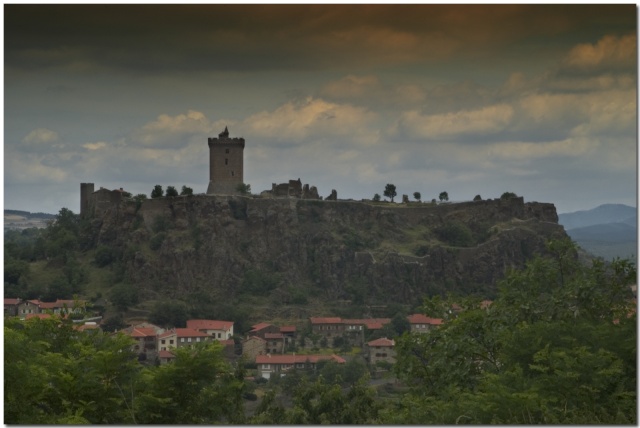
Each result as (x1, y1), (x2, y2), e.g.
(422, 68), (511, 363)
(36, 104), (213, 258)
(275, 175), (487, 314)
(26, 313), (52, 320)
(129, 327), (158, 338)
(280, 325), (296, 333)
(158, 330), (176, 339)
(256, 354), (346, 365)
(250, 322), (273, 331)
(187, 319), (234, 331)
(244, 335), (267, 343)
(368, 337), (395, 347)
(309, 317), (342, 324)
(158, 350), (175, 359)
(407, 314), (443, 325)
(4, 298), (21, 305)
(217, 339), (235, 346)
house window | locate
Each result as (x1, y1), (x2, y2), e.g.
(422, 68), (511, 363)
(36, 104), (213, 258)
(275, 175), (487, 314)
(262, 364), (270, 369)
(196, 337), (200, 342)
(188, 337), (192, 342)
(170, 339), (174, 345)
(296, 363), (305, 368)
(217, 333), (221, 338)
(161, 339), (166, 344)
(180, 338), (185, 343)
(225, 158), (228, 165)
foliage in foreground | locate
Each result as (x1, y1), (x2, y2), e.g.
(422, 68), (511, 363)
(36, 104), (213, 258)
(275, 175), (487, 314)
(4, 318), (247, 424)
(5, 238), (636, 424)
(387, 239), (636, 424)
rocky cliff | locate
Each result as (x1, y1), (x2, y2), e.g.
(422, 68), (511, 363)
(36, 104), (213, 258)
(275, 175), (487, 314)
(89, 195), (568, 307)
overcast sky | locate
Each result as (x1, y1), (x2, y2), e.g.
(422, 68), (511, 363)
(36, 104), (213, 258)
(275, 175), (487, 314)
(3, 4), (637, 215)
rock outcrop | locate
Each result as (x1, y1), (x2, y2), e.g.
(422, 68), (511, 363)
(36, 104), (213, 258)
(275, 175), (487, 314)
(90, 195), (568, 305)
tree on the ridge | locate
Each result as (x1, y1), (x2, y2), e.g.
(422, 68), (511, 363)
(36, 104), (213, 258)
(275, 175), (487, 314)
(473, 194), (482, 201)
(151, 185), (163, 199)
(438, 191), (448, 202)
(236, 183), (251, 195)
(500, 191), (518, 200)
(384, 184), (397, 202)
(413, 192), (421, 202)
(372, 193), (381, 202)
(180, 185), (194, 196)
(165, 186), (179, 197)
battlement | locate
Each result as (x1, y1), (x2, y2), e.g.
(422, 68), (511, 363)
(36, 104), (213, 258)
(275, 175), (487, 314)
(207, 137), (245, 148)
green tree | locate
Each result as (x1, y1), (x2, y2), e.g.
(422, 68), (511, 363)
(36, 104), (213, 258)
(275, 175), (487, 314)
(413, 192), (421, 202)
(438, 191), (449, 202)
(94, 245), (117, 267)
(180, 185), (194, 196)
(149, 300), (189, 328)
(372, 193), (381, 202)
(5, 316), (139, 424)
(134, 342), (247, 424)
(389, 239), (636, 424)
(435, 221), (474, 247)
(383, 184), (397, 202)
(473, 194), (482, 201)
(165, 186), (179, 197)
(500, 191), (518, 199)
(236, 183), (252, 195)
(109, 283), (139, 312)
(151, 185), (163, 198)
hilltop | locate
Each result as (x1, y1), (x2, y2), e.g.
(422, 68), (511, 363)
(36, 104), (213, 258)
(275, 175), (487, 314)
(72, 194), (567, 323)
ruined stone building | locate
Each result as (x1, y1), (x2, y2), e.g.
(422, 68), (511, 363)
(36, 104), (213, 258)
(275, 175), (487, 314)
(80, 183), (128, 218)
(206, 126), (245, 195)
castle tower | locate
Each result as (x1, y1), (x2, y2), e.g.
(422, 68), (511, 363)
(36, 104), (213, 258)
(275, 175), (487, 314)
(80, 182), (95, 217)
(206, 126), (245, 195)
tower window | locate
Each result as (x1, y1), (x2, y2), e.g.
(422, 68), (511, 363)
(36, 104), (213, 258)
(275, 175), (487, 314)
(225, 149), (229, 154)
(231, 171), (235, 177)
(225, 158), (228, 165)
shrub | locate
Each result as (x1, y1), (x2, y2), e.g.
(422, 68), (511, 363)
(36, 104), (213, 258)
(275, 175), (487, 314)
(435, 222), (474, 247)
(149, 232), (166, 251)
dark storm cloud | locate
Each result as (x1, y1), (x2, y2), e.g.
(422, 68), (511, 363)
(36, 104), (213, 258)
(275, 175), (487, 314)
(5, 4), (635, 74)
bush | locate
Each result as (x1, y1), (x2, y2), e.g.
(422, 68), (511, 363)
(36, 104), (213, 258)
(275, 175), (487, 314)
(94, 245), (117, 267)
(435, 222), (474, 247)
(149, 232), (166, 251)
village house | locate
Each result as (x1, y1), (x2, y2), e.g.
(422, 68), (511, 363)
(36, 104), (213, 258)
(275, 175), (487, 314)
(407, 313), (443, 333)
(264, 333), (285, 354)
(187, 319), (234, 339)
(120, 324), (164, 357)
(158, 350), (175, 365)
(17, 300), (41, 318)
(242, 335), (267, 361)
(280, 325), (296, 345)
(158, 328), (212, 352)
(4, 298), (21, 317)
(309, 317), (345, 338)
(367, 337), (396, 366)
(16, 299), (87, 319)
(255, 354), (346, 379)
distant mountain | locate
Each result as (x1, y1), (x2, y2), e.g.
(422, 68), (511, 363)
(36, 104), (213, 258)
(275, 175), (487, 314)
(559, 204), (637, 261)
(558, 204), (636, 230)
(566, 222), (636, 243)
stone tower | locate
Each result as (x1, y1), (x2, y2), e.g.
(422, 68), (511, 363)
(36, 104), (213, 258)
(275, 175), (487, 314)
(80, 182), (95, 217)
(206, 126), (245, 195)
